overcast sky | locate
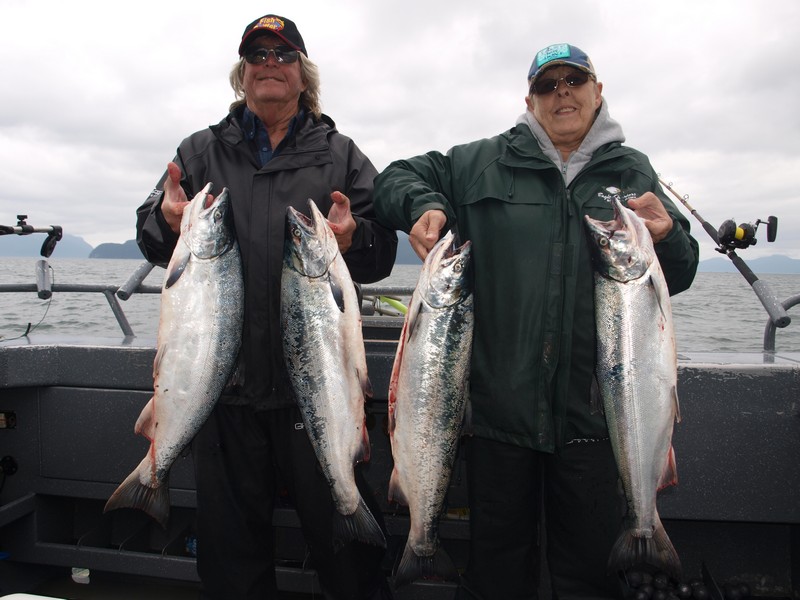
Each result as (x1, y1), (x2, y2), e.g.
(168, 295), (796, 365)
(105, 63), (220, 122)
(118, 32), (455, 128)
(1, 0), (798, 263)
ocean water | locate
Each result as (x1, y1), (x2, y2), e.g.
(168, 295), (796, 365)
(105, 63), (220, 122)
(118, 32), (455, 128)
(1, 256), (800, 353)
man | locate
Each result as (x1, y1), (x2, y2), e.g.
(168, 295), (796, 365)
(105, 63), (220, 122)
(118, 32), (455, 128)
(374, 43), (699, 599)
(136, 14), (397, 600)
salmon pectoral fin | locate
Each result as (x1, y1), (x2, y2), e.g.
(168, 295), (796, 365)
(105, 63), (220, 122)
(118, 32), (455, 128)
(103, 456), (170, 529)
(332, 496), (386, 549)
(327, 272), (346, 313)
(650, 272), (671, 321)
(393, 542), (459, 589)
(388, 316), (410, 406)
(658, 445), (678, 490)
(164, 244), (191, 289)
(405, 298), (422, 341)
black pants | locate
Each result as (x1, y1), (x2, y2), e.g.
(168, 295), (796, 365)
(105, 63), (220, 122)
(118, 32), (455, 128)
(191, 403), (391, 600)
(456, 437), (624, 600)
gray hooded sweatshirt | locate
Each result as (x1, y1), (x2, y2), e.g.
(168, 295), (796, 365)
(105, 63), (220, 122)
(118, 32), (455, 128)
(517, 100), (626, 186)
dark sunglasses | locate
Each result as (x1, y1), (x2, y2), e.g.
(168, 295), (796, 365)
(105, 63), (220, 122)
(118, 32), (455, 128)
(244, 46), (299, 65)
(530, 72), (591, 95)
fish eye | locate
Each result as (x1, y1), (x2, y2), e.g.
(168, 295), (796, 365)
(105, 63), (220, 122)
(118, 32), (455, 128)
(213, 208), (223, 221)
(453, 260), (463, 273)
(292, 226), (302, 238)
(598, 236), (609, 248)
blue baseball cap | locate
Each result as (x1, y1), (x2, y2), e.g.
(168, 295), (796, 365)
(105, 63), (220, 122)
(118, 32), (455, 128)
(527, 43), (595, 83)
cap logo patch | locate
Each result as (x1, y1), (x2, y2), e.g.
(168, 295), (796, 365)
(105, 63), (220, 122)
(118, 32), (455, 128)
(536, 44), (571, 68)
(255, 16), (285, 33)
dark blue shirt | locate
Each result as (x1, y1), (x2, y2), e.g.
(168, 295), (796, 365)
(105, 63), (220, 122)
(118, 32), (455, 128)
(242, 106), (306, 168)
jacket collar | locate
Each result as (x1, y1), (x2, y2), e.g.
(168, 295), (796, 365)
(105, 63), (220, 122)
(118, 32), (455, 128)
(212, 106), (336, 153)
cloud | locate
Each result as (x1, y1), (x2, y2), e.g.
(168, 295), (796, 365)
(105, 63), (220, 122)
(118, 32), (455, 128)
(1, 0), (798, 262)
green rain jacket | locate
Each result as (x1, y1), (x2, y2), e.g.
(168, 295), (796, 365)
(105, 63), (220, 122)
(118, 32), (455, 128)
(374, 119), (699, 452)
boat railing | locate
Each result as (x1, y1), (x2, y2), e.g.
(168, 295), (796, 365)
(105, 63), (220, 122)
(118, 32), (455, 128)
(0, 259), (414, 338)
(3, 258), (799, 353)
(763, 293), (800, 355)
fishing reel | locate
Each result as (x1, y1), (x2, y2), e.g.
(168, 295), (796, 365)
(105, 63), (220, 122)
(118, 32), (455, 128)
(0, 215), (63, 257)
(716, 216), (778, 253)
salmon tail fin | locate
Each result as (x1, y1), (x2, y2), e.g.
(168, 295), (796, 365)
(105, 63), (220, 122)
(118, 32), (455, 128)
(392, 542), (459, 589)
(657, 445), (678, 490)
(332, 497), (386, 549)
(103, 459), (170, 529)
(608, 516), (681, 582)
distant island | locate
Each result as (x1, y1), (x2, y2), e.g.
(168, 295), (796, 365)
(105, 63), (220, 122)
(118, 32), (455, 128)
(89, 240), (144, 259)
(2, 231), (799, 273)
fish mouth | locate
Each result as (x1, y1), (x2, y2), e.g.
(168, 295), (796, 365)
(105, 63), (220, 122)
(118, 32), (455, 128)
(186, 183), (230, 225)
(431, 230), (471, 263)
(286, 199), (329, 240)
(285, 200), (338, 277)
(419, 230), (473, 308)
(584, 198), (651, 282)
(585, 198), (631, 241)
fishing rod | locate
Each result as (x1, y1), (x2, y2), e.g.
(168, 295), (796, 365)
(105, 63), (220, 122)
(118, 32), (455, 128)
(0, 215), (63, 258)
(658, 178), (790, 329)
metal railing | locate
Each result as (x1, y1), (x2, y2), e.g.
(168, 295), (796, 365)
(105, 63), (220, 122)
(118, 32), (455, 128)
(3, 258), (799, 355)
(0, 260), (413, 338)
(763, 294), (800, 355)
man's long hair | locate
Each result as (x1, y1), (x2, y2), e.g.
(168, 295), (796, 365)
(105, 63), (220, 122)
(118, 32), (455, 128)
(228, 52), (322, 118)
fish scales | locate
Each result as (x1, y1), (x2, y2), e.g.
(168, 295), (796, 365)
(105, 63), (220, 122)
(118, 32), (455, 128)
(105, 183), (243, 527)
(585, 197), (681, 581)
(388, 230), (473, 587)
(281, 199), (385, 549)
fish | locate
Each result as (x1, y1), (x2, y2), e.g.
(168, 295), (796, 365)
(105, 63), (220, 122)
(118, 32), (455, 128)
(280, 199), (385, 549)
(584, 197), (682, 581)
(387, 230), (473, 587)
(104, 183), (244, 528)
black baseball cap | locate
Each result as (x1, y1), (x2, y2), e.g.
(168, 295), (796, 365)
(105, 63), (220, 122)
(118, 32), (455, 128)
(238, 14), (307, 57)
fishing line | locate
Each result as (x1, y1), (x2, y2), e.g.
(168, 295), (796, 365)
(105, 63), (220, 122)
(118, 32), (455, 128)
(1, 263), (55, 341)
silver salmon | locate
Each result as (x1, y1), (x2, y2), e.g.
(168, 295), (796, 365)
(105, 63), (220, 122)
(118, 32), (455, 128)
(105, 183), (244, 527)
(388, 230), (473, 587)
(280, 199), (385, 549)
(584, 197), (682, 581)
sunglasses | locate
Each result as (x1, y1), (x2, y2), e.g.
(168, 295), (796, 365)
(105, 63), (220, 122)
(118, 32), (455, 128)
(244, 46), (299, 65)
(530, 72), (591, 95)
